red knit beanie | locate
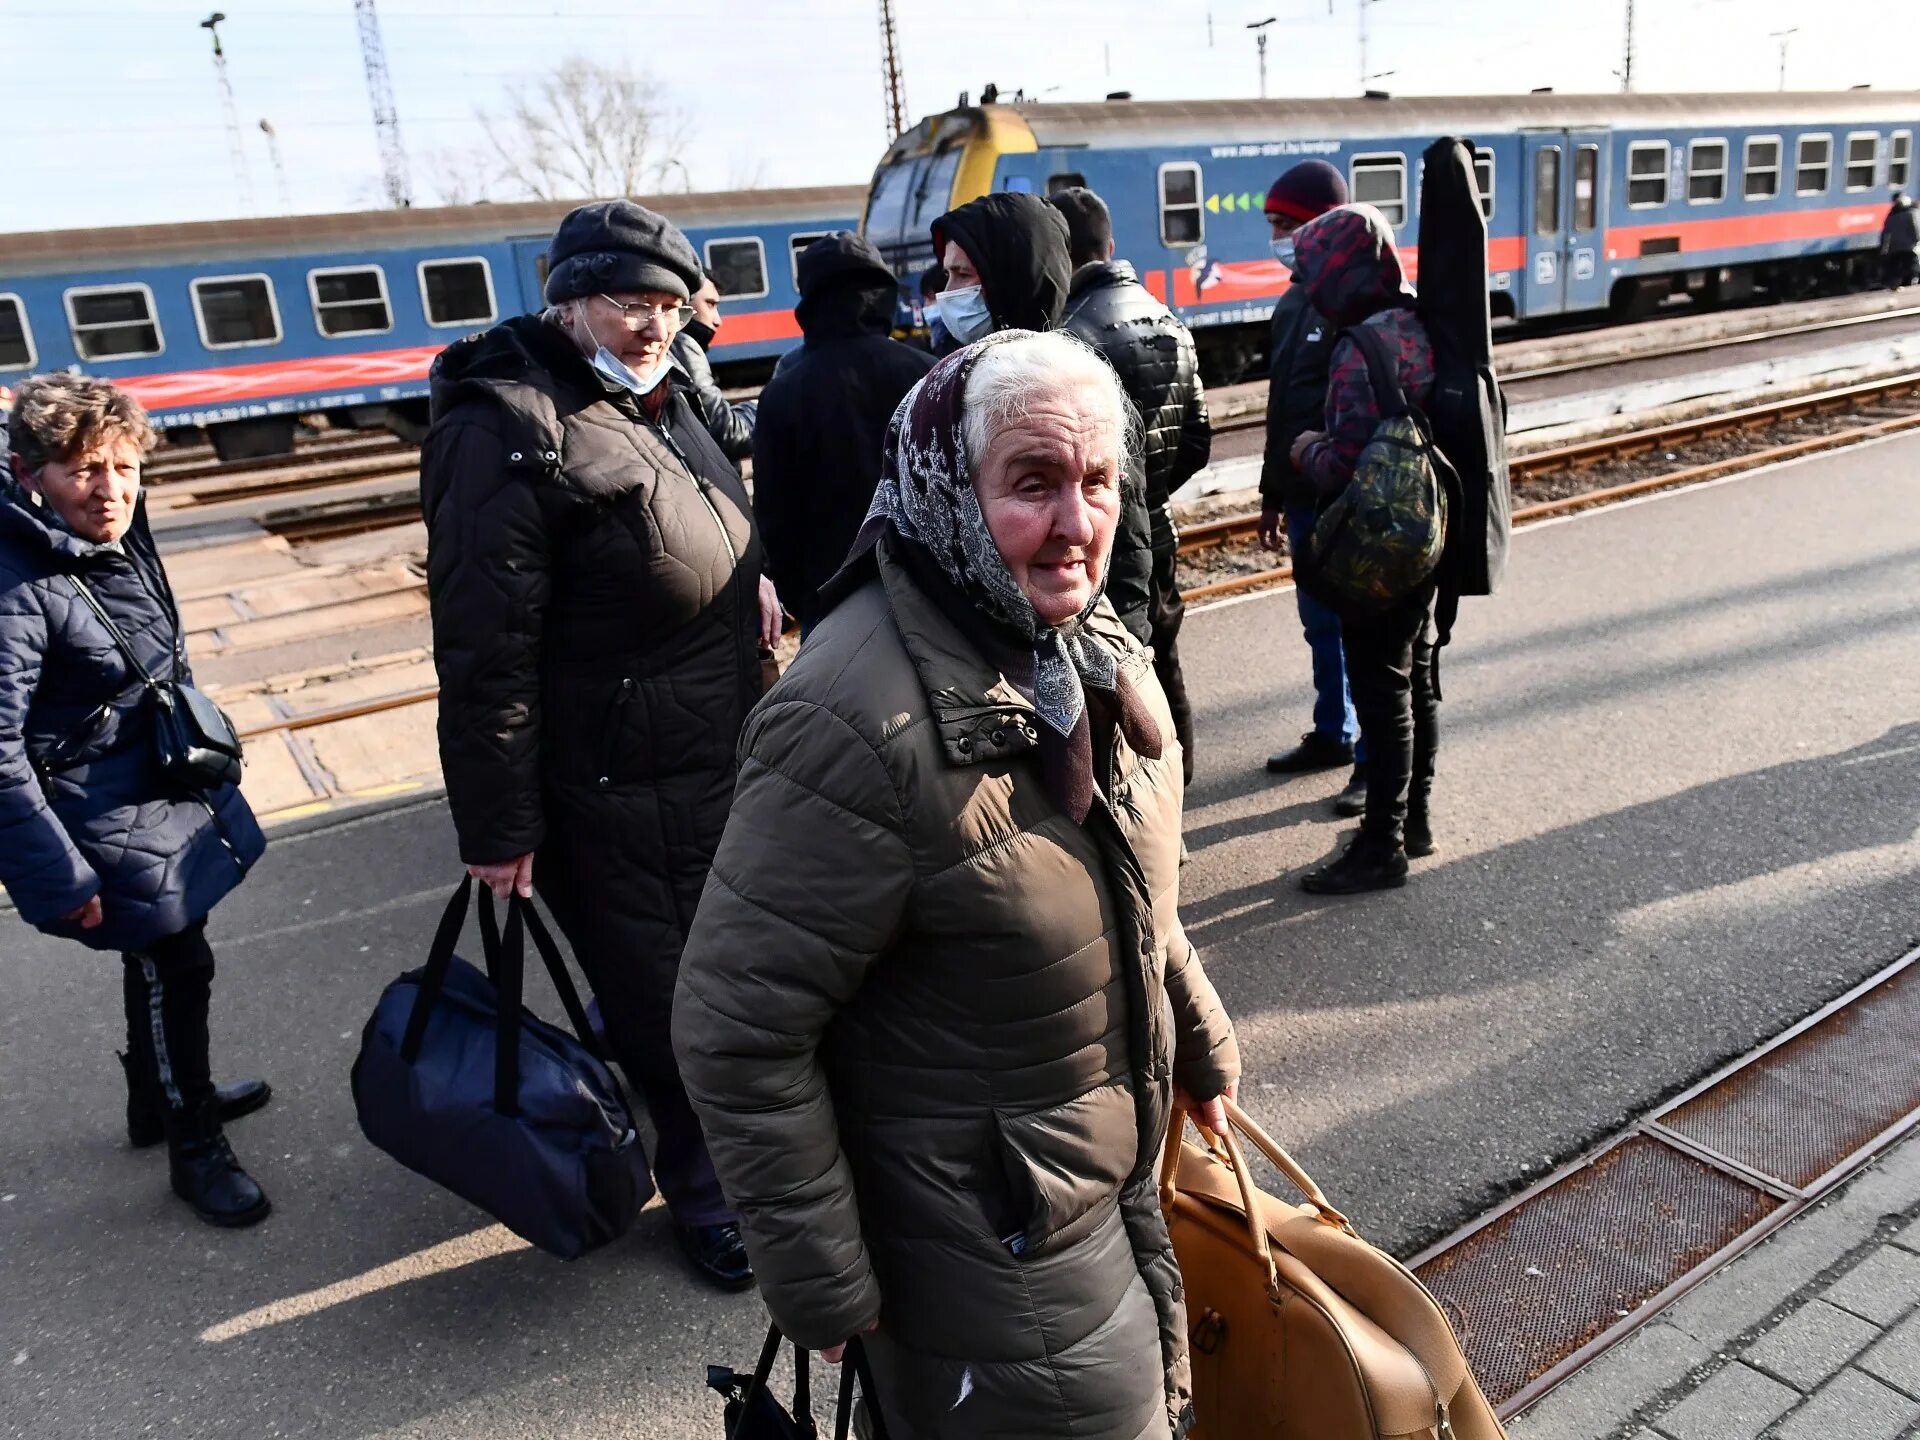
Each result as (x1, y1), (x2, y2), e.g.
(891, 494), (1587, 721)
(1264, 160), (1349, 224)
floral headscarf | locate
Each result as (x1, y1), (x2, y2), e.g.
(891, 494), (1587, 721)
(860, 330), (1121, 740)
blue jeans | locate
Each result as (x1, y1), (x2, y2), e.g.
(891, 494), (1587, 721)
(1286, 508), (1363, 756)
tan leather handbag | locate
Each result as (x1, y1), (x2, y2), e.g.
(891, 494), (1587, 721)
(1160, 1100), (1506, 1440)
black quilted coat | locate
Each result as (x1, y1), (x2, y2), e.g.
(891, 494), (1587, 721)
(0, 488), (263, 953)
(419, 315), (763, 1013)
(1058, 260), (1212, 553)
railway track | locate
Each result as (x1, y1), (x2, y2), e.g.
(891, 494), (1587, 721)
(224, 368), (1920, 743)
(1176, 370), (1920, 604)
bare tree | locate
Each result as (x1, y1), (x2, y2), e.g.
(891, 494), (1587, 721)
(476, 56), (694, 200)
(422, 146), (500, 207)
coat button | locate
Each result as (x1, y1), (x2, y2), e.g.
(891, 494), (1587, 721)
(620, 677), (634, 694)
(956, 737), (972, 754)
(509, 451), (523, 462)
(991, 729), (1007, 746)
(545, 450), (559, 461)
(597, 775), (611, 789)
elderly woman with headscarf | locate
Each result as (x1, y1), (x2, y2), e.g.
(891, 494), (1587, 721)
(419, 200), (781, 1292)
(674, 330), (1240, 1439)
(1, 374), (269, 1228)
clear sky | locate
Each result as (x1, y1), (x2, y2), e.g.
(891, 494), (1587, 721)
(4, 0), (1910, 233)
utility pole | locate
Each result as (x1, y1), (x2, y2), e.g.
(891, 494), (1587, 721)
(258, 118), (292, 211)
(355, 0), (412, 208)
(1770, 27), (1797, 91)
(1620, 0), (1634, 92)
(1247, 17), (1276, 100)
(1358, 0), (1379, 95)
(878, 0), (908, 143)
(199, 13), (256, 214)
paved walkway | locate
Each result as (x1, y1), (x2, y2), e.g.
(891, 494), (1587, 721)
(1515, 1132), (1920, 1440)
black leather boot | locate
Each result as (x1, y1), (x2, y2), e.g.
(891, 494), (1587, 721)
(1404, 803), (1435, 859)
(1300, 833), (1409, 895)
(675, 1222), (755, 1291)
(1265, 731), (1355, 774)
(167, 1100), (271, 1228)
(120, 1051), (272, 1149)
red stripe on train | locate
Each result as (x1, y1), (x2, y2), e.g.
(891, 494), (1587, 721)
(1167, 237), (1527, 309)
(1603, 202), (1884, 260)
(113, 310), (804, 414)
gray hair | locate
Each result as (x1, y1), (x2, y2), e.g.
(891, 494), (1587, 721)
(542, 297), (596, 357)
(6, 372), (156, 471)
(961, 330), (1141, 479)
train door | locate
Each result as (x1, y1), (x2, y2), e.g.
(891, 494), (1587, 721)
(509, 238), (551, 314)
(1522, 131), (1611, 316)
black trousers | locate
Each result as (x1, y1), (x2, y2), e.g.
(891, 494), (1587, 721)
(1148, 543), (1195, 786)
(122, 921), (217, 1116)
(1883, 251), (1918, 289)
(1341, 588), (1438, 846)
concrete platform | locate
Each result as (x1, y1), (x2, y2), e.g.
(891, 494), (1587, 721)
(3, 431), (1917, 1438)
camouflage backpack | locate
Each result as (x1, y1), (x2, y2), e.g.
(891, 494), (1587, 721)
(1294, 322), (1453, 617)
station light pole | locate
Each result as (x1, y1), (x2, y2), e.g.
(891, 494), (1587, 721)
(199, 12), (257, 214)
(1247, 17), (1276, 100)
(1770, 27), (1797, 91)
(1358, 0), (1383, 97)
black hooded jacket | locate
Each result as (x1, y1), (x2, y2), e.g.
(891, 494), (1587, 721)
(1058, 259), (1211, 551)
(1883, 195), (1918, 256)
(419, 313), (764, 1008)
(753, 233), (935, 630)
(932, 193), (1073, 334)
(670, 330), (756, 462)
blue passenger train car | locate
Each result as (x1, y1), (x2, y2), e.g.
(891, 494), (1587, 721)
(862, 92), (1920, 377)
(0, 185), (863, 457)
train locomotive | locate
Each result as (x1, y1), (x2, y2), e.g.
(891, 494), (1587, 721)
(0, 185), (862, 458)
(862, 90), (1920, 379)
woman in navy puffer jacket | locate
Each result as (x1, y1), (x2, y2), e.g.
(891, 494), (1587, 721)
(1, 374), (271, 1227)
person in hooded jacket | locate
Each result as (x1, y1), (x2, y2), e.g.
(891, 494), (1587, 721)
(1050, 186), (1210, 784)
(1287, 203), (1439, 895)
(1, 374), (271, 1228)
(752, 232), (934, 633)
(1880, 189), (1918, 289)
(675, 329), (1238, 1440)
(1257, 161), (1368, 816)
(418, 200), (783, 1291)
(668, 269), (756, 463)
(932, 190), (1157, 645)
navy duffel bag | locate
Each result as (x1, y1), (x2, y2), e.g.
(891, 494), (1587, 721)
(351, 877), (653, 1258)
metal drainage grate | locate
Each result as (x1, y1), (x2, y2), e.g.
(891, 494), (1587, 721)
(1415, 1134), (1781, 1408)
(1408, 947), (1920, 1419)
(1654, 962), (1920, 1192)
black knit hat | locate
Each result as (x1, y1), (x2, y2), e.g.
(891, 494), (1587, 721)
(1047, 187), (1114, 266)
(544, 200), (702, 305)
(1264, 160), (1349, 224)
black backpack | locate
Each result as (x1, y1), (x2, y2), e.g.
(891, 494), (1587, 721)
(1415, 136), (1512, 687)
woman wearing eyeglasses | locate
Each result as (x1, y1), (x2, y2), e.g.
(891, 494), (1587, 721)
(419, 200), (781, 1292)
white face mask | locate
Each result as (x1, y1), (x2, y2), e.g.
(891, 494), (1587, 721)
(933, 284), (994, 344)
(589, 345), (669, 396)
(1271, 236), (1298, 272)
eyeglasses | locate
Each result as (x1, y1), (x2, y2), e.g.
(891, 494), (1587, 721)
(596, 294), (695, 330)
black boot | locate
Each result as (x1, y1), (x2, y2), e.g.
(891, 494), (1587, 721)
(1404, 802), (1436, 859)
(167, 1100), (271, 1228)
(675, 1221), (755, 1292)
(120, 1051), (272, 1149)
(1301, 833), (1409, 895)
(1265, 731), (1354, 774)
(1331, 766), (1368, 817)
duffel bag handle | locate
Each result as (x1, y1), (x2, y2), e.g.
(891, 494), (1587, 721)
(1222, 1098), (1357, 1237)
(399, 876), (476, 1063)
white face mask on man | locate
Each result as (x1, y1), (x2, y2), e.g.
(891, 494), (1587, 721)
(933, 285), (995, 345)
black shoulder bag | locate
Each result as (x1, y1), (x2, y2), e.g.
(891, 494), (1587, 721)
(66, 574), (244, 791)
(711, 1324), (891, 1440)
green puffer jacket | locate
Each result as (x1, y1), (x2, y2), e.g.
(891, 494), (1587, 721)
(674, 535), (1239, 1440)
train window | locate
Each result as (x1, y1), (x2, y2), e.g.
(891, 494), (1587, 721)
(1687, 140), (1728, 204)
(787, 231), (832, 290)
(309, 266), (393, 337)
(1158, 162), (1204, 246)
(705, 238), (769, 300)
(1893, 132), (1912, 189)
(0, 295), (34, 371)
(1473, 149), (1495, 221)
(64, 284), (163, 360)
(1574, 145), (1599, 229)
(1533, 147), (1561, 235)
(1796, 135), (1831, 195)
(1845, 132), (1879, 191)
(419, 258), (498, 327)
(1350, 154), (1408, 226)
(190, 274), (282, 350)
(1627, 141), (1670, 208)
(1046, 172), (1088, 196)
(1743, 137), (1782, 200)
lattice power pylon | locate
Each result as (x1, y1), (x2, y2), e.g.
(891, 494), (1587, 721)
(878, 0), (908, 143)
(355, 0), (413, 208)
